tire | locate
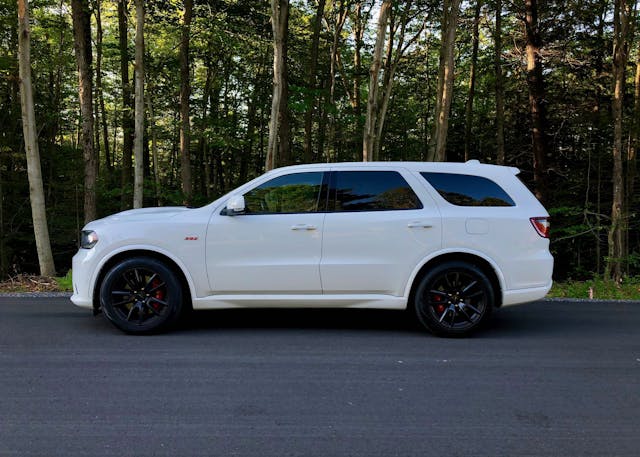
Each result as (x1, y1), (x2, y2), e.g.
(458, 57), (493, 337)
(100, 257), (184, 334)
(414, 261), (495, 337)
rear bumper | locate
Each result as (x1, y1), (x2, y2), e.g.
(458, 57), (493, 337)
(502, 280), (553, 306)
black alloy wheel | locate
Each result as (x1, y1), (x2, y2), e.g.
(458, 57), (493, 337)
(415, 261), (495, 337)
(100, 257), (183, 334)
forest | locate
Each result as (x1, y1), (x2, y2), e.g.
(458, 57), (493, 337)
(1, 0), (639, 282)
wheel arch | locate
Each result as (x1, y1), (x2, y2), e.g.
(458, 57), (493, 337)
(406, 251), (504, 311)
(92, 248), (194, 314)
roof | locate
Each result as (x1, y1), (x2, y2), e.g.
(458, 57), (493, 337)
(269, 160), (520, 176)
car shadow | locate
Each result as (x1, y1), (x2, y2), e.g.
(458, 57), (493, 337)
(178, 307), (423, 335)
(173, 299), (639, 339)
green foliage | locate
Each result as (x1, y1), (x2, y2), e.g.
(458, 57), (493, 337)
(55, 270), (73, 292)
(549, 277), (640, 301)
(0, 0), (638, 283)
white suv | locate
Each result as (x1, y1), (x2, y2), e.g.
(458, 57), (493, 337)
(71, 161), (553, 336)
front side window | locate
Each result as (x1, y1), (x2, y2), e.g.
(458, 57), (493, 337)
(331, 171), (422, 212)
(243, 172), (324, 214)
(421, 172), (515, 207)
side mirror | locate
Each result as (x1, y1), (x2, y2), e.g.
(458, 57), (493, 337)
(225, 195), (246, 216)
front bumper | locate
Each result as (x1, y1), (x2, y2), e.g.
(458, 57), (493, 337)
(70, 248), (96, 309)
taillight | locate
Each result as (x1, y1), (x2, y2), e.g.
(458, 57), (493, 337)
(530, 217), (550, 238)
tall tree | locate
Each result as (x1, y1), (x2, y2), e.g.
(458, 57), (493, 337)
(71, 0), (97, 223)
(606, 0), (635, 282)
(133, 0), (144, 208)
(93, 0), (111, 171)
(17, 0), (56, 276)
(363, 0), (391, 161)
(179, 0), (193, 204)
(266, 0), (290, 171)
(303, 0), (325, 163)
(524, 0), (548, 202)
(494, 0), (505, 165)
(427, 0), (461, 162)
(118, 0), (133, 208)
(464, 0), (482, 161)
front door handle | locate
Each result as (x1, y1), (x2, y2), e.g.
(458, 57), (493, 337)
(407, 221), (433, 229)
(291, 224), (317, 231)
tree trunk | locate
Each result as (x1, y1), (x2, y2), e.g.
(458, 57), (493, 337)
(17, 0), (56, 276)
(146, 91), (161, 206)
(363, 0), (391, 162)
(266, 0), (290, 171)
(303, 0), (325, 164)
(464, 0), (482, 162)
(606, 0), (634, 282)
(494, 0), (505, 165)
(427, 0), (461, 162)
(94, 0), (111, 171)
(626, 52), (639, 272)
(179, 0), (193, 204)
(133, 0), (144, 208)
(71, 0), (96, 223)
(524, 0), (548, 203)
(353, 1), (365, 143)
(118, 0), (134, 209)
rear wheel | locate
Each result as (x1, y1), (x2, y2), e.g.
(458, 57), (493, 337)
(100, 257), (183, 334)
(414, 261), (495, 337)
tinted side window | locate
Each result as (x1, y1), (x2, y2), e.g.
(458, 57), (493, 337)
(420, 172), (515, 207)
(332, 171), (422, 212)
(243, 172), (324, 214)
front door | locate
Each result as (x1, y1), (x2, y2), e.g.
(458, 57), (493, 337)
(206, 171), (326, 294)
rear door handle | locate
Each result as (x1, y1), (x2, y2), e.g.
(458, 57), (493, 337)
(291, 224), (317, 231)
(407, 221), (433, 229)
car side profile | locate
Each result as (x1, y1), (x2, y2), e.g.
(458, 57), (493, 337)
(71, 161), (553, 337)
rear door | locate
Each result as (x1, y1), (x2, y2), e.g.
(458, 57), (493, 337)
(320, 168), (442, 296)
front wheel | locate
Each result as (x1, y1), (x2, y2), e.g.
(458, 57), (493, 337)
(414, 261), (495, 337)
(100, 257), (184, 334)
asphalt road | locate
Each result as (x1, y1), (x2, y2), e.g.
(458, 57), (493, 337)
(0, 297), (638, 457)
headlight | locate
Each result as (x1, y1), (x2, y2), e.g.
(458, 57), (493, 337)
(80, 230), (99, 249)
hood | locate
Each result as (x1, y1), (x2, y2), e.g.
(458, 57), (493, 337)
(95, 206), (190, 224)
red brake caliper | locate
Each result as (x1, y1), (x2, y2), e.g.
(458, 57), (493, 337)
(432, 293), (446, 314)
(151, 279), (165, 310)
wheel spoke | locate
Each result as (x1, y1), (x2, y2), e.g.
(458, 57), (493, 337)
(126, 305), (137, 322)
(464, 290), (485, 300)
(461, 280), (477, 295)
(143, 273), (159, 292)
(444, 273), (454, 289)
(448, 306), (456, 327)
(147, 281), (166, 295)
(123, 271), (138, 291)
(465, 303), (482, 314)
(438, 307), (449, 323)
(148, 296), (168, 307)
(144, 302), (162, 316)
(459, 306), (474, 323)
(112, 297), (135, 308)
(133, 269), (144, 289)
(111, 290), (132, 296)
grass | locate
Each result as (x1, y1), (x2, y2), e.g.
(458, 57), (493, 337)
(548, 276), (640, 300)
(55, 270), (73, 292)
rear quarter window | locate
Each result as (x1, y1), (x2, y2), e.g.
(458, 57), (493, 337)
(420, 172), (515, 207)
